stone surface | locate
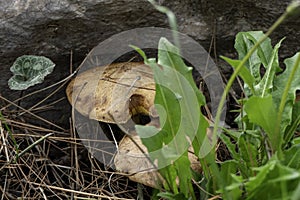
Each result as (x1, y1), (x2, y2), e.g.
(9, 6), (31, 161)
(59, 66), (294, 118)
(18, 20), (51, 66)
(0, 0), (166, 99)
(0, 0), (299, 128)
(0, 0), (167, 129)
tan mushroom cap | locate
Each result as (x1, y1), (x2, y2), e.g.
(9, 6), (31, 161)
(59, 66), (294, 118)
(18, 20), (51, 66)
(66, 62), (156, 123)
(114, 134), (202, 188)
(114, 118), (203, 188)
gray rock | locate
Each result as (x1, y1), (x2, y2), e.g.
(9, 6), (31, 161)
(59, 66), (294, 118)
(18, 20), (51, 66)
(0, 0), (299, 128)
(0, 0), (166, 98)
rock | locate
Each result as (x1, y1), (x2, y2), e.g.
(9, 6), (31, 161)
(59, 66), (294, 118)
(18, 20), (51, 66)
(0, 0), (299, 128)
(0, 0), (166, 100)
(0, 0), (167, 128)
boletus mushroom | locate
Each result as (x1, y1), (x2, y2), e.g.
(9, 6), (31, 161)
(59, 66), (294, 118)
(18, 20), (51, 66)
(66, 62), (156, 124)
(66, 62), (204, 188)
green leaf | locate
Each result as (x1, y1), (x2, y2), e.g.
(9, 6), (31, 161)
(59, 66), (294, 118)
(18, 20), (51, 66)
(234, 31), (284, 97)
(245, 160), (300, 199)
(292, 182), (300, 200)
(129, 45), (148, 61)
(245, 160), (276, 193)
(255, 38), (284, 97)
(244, 95), (280, 151)
(272, 53), (300, 134)
(221, 56), (255, 93)
(292, 137), (300, 145)
(234, 31), (268, 83)
(245, 32), (275, 69)
(219, 160), (238, 187)
(219, 133), (240, 161)
(218, 160), (243, 199)
(157, 37), (206, 104)
(157, 191), (188, 200)
(219, 130), (262, 178)
(160, 165), (179, 193)
(282, 144), (300, 169)
(174, 154), (195, 198)
(142, 65), (200, 164)
(134, 38), (209, 197)
(284, 100), (300, 143)
(238, 132), (260, 177)
(8, 55), (55, 90)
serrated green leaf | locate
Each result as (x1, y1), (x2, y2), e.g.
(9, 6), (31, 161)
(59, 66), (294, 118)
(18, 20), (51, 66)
(244, 95), (280, 151)
(219, 133), (240, 161)
(246, 160), (300, 199)
(272, 53), (300, 134)
(246, 160), (276, 193)
(235, 31), (266, 83)
(255, 38), (284, 97)
(284, 101), (300, 143)
(244, 32), (274, 69)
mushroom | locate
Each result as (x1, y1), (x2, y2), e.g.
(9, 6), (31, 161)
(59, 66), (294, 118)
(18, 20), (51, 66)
(114, 133), (202, 188)
(66, 62), (156, 124)
(66, 62), (203, 188)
